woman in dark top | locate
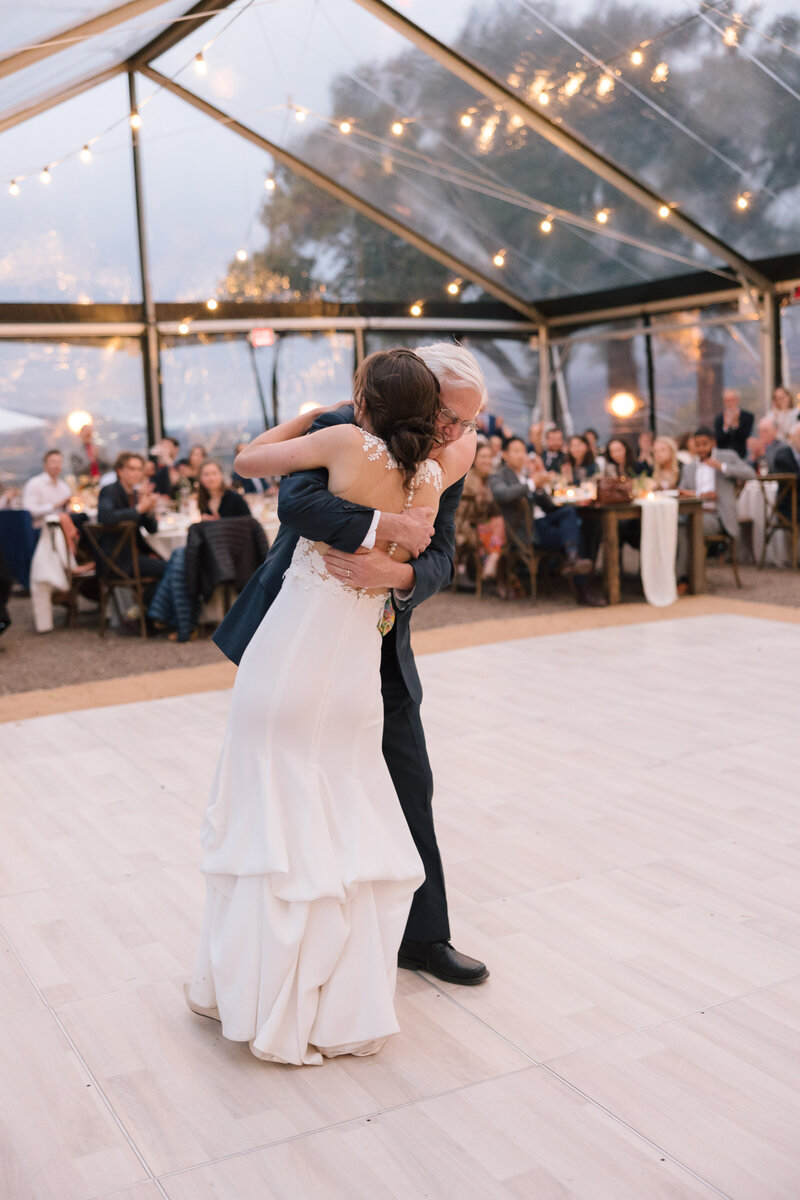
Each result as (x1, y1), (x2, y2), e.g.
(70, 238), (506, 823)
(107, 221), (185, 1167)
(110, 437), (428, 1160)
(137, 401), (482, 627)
(197, 460), (250, 520)
(604, 436), (637, 478)
(564, 434), (598, 484)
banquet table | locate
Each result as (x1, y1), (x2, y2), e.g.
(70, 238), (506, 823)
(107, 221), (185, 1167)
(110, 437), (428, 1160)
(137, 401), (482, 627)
(142, 503), (281, 561)
(585, 496), (705, 606)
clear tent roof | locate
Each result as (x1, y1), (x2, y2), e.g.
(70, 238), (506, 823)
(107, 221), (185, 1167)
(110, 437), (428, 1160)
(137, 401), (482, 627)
(1, 0), (798, 314)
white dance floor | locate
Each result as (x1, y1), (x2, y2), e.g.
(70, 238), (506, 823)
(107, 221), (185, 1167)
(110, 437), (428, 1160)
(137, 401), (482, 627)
(3, 613), (800, 1200)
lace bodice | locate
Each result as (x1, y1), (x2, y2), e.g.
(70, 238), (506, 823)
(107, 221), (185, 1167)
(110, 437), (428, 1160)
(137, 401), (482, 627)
(283, 537), (388, 603)
(356, 427), (444, 497)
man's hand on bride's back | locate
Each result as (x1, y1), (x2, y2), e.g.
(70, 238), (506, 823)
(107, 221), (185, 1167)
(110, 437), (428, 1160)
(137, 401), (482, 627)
(376, 507), (435, 558)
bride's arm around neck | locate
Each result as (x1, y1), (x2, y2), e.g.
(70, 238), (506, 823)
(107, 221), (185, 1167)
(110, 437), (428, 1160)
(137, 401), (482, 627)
(234, 417), (360, 481)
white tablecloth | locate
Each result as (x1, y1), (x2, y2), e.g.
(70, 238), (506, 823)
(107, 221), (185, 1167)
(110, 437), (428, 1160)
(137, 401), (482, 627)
(142, 510), (281, 561)
(736, 480), (790, 567)
(637, 495), (678, 607)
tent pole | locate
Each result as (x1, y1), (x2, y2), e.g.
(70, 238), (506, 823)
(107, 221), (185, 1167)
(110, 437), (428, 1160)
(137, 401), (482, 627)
(128, 71), (162, 445)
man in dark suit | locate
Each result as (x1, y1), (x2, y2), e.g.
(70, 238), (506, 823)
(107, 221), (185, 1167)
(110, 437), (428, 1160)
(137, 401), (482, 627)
(713, 389), (754, 459)
(98, 452), (168, 591)
(214, 344), (489, 986)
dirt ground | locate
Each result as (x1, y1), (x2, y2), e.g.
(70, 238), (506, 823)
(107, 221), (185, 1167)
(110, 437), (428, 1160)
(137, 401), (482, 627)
(1, 560), (798, 697)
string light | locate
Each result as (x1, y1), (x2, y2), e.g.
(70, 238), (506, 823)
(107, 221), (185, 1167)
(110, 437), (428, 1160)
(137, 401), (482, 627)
(630, 49), (644, 65)
(391, 121), (404, 136)
(339, 120), (351, 134)
(658, 204), (670, 219)
(723, 26), (738, 47)
(596, 209), (609, 224)
(493, 251), (506, 267)
(597, 74), (615, 96)
(178, 322), (190, 335)
(410, 303), (422, 316)
(460, 113), (473, 127)
(194, 52), (207, 74)
(509, 113), (524, 129)
(540, 217), (553, 233)
(206, 298), (218, 310)
(265, 175), (276, 190)
(130, 110), (142, 129)
(8, 180), (19, 196)
(736, 192), (750, 210)
(79, 145), (92, 163)
(447, 280), (461, 295)
(563, 72), (584, 97)
(651, 62), (669, 83)
(39, 167), (51, 185)
(538, 92), (549, 106)
(236, 249), (248, 262)
(294, 108), (307, 122)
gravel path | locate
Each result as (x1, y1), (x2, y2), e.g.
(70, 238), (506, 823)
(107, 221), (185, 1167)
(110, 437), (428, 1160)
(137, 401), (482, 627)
(1, 561), (797, 696)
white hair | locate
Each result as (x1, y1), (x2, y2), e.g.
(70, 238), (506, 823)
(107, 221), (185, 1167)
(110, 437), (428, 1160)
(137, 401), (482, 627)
(415, 342), (488, 411)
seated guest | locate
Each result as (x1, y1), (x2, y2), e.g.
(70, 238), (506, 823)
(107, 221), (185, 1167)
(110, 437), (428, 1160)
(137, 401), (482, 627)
(151, 436), (180, 496)
(541, 426), (566, 472)
(635, 430), (655, 474)
(71, 423), (109, 481)
(490, 437), (601, 605)
(527, 421), (544, 456)
(677, 431), (697, 465)
(679, 426), (754, 542)
(455, 442), (506, 582)
(97, 452), (167, 587)
(770, 385), (800, 441)
(604, 436), (637, 478)
(713, 388), (754, 459)
(197, 459), (250, 520)
(22, 450), (71, 527)
(771, 424), (800, 520)
(187, 443), (207, 484)
(231, 441), (274, 495)
(746, 416), (786, 473)
(652, 436), (681, 491)
(564, 434), (599, 484)
(488, 433), (504, 470)
(582, 428), (605, 471)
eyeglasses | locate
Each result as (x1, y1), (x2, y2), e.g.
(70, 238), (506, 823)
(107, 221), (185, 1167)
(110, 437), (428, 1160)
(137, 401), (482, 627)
(438, 406), (478, 434)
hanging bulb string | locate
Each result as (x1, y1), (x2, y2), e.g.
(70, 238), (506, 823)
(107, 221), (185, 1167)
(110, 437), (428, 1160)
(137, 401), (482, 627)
(697, 2), (800, 62)
(696, 9), (800, 105)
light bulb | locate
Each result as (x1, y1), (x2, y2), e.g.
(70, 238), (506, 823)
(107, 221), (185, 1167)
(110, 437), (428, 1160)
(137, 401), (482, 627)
(130, 111), (142, 129)
(79, 145), (92, 163)
(339, 120), (351, 133)
(236, 249), (248, 262)
(493, 252), (505, 267)
(195, 52), (207, 74)
(265, 176), (276, 190)
(206, 298), (218, 311)
(736, 193), (749, 210)
(540, 218), (552, 233)
(391, 121), (404, 136)
(596, 209), (609, 224)
(597, 74), (614, 96)
(178, 322), (189, 335)
(447, 281), (460, 295)
(631, 49), (644, 65)
(460, 113), (473, 127)
(294, 108), (307, 122)
(8, 180), (19, 196)
(651, 62), (669, 83)
(723, 26), (738, 46)
(658, 204), (670, 219)
(564, 73), (583, 97)
(40, 167), (51, 184)
(410, 303), (422, 316)
(538, 91), (549, 106)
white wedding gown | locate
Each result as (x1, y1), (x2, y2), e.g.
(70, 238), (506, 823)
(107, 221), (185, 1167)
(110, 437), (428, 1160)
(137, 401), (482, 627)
(187, 435), (438, 1065)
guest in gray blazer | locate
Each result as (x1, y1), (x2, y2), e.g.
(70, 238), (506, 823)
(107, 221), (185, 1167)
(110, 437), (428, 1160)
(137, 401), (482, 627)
(679, 426), (755, 541)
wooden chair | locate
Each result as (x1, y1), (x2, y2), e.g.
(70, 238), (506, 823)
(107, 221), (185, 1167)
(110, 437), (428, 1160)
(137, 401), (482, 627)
(452, 534), (486, 598)
(48, 520), (93, 628)
(82, 521), (161, 637)
(499, 499), (540, 600)
(704, 528), (741, 587)
(761, 474), (798, 569)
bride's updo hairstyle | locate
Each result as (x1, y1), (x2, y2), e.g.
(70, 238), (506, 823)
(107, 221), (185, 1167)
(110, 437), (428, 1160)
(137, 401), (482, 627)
(353, 348), (440, 490)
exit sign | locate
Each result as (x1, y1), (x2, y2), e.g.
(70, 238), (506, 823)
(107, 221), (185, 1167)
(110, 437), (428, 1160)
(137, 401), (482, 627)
(250, 328), (275, 347)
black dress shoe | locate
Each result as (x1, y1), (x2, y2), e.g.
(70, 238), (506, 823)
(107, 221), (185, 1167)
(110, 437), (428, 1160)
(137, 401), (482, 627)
(398, 939), (489, 985)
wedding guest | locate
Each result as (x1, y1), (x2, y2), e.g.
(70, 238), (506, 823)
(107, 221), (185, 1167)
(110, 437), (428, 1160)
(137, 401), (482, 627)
(231, 441), (274, 495)
(488, 433), (504, 469)
(22, 450), (71, 527)
(677, 431), (697, 465)
(152, 436), (180, 496)
(71, 423), (109, 481)
(197, 460), (250, 520)
(187, 443), (207, 482)
(542, 426), (566, 472)
(679, 426), (754, 540)
(97, 452), (167, 587)
(455, 442), (505, 582)
(713, 388), (754, 459)
(564, 434), (599, 484)
(604, 436), (637, 478)
(771, 424), (800, 520)
(527, 421), (544, 456)
(635, 430), (655, 474)
(652, 436), (681, 491)
(770, 386), (800, 441)
(746, 416), (787, 473)
(490, 437), (600, 603)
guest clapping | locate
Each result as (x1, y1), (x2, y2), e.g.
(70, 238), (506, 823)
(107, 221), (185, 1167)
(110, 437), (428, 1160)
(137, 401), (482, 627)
(97, 452), (167, 585)
(746, 416), (786, 473)
(197, 460), (250, 520)
(713, 389), (754, 459)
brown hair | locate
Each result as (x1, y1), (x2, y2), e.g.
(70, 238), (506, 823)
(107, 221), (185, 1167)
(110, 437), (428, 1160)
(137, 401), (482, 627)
(196, 459), (227, 514)
(353, 348), (440, 489)
(114, 451), (144, 472)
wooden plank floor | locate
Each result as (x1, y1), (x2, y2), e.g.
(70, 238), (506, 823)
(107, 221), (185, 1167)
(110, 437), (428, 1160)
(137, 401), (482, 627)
(2, 613), (800, 1199)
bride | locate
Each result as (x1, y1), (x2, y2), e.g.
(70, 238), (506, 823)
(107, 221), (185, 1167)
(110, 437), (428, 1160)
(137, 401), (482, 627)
(185, 349), (476, 1065)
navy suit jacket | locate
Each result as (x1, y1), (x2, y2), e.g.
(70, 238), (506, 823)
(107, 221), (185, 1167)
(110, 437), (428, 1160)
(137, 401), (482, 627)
(213, 406), (464, 703)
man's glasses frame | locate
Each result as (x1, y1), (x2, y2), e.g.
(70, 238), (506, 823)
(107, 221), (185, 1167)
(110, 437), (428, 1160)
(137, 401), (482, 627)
(438, 406), (479, 435)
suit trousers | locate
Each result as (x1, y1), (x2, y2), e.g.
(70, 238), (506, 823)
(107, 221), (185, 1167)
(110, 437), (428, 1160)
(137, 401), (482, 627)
(379, 626), (450, 944)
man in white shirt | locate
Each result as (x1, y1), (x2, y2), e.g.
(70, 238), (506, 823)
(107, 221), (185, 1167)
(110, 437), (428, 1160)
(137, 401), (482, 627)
(679, 425), (754, 539)
(22, 450), (72, 528)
